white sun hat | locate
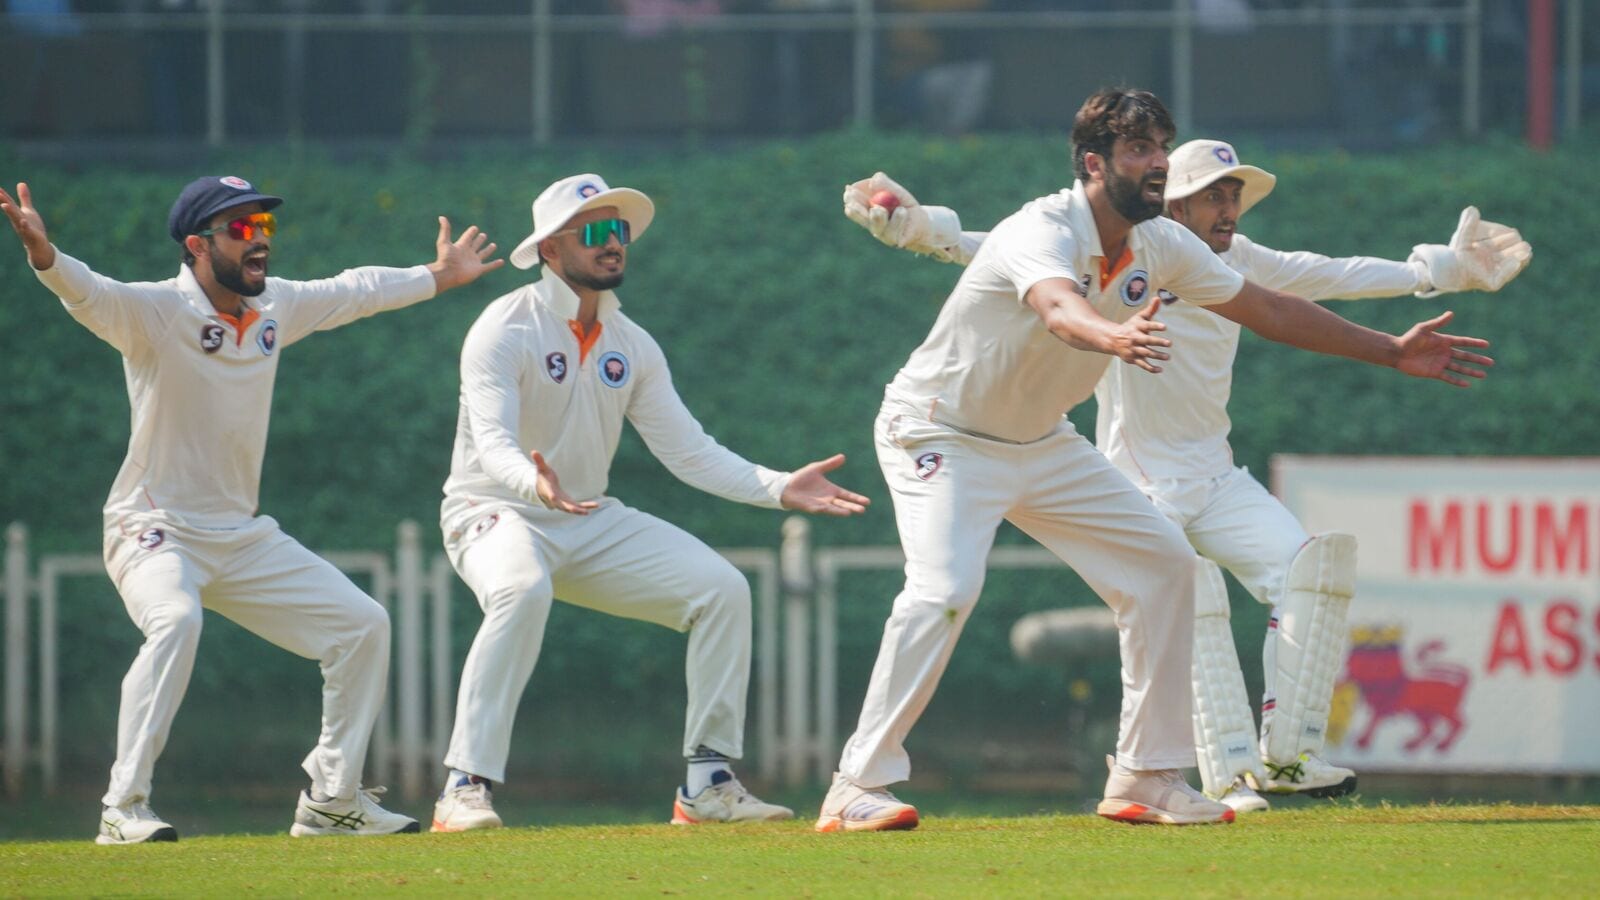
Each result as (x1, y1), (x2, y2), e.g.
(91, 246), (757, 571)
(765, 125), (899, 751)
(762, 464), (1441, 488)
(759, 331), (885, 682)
(1164, 140), (1276, 215)
(508, 173), (656, 270)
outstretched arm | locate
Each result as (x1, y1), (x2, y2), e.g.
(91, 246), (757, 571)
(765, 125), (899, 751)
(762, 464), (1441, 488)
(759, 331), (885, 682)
(0, 182), (57, 271)
(427, 216), (504, 293)
(779, 454), (870, 517)
(843, 172), (986, 265)
(1409, 206), (1532, 298)
(1206, 280), (1493, 387)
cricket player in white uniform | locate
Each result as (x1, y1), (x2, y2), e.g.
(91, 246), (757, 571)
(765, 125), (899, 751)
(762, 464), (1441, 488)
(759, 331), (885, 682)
(842, 138), (1529, 814)
(1, 177), (503, 843)
(430, 174), (872, 832)
(814, 88), (1497, 832)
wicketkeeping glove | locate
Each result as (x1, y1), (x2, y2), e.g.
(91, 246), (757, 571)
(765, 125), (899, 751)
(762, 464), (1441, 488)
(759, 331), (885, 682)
(1408, 206), (1533, 297)
(843, 172), (964, 262)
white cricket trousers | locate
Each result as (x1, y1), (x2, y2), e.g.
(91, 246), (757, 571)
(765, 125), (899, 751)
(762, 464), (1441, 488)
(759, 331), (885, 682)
(1142, 467), (1310, 607)
(1141, 467), (1312, 733)
(838, 405), (1200, 789)
(442, 500), (752, 784)
(101, 515), (390, 808)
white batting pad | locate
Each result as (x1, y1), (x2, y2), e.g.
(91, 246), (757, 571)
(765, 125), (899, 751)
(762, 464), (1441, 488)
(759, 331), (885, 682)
(1189, 556), (1265, 796)
(1262, 533), (1357, 765)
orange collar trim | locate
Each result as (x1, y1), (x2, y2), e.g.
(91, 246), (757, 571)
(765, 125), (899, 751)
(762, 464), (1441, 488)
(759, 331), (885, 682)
(568, 319), (603, 364)
(1094, 243), (1132, 288)
(1098, 245), (1134, 291)
(217, 308), (260, 346)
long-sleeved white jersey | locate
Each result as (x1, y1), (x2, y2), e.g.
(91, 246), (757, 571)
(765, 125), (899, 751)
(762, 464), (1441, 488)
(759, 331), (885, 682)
(440, 273), (789, 538)
(35, 249), (438, 529)
(1093, 233), (1426, 481)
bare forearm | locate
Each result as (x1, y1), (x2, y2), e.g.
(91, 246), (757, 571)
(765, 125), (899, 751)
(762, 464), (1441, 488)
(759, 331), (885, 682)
(1044, 305), (1119, 354)
(1247, 289), (1401, 367)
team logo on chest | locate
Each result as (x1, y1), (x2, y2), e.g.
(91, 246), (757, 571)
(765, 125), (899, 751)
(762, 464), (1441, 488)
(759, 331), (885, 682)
(256, 319), (278, 356)
(597, 351), (630, 388)
(546, 351), (568, 384)
(200, 323), (225, 354)
(1120, 270), (1150, 307)
(137, 528), (165, 550)
(914, 452), (943, 481)
(1157, 288), (1180, 305)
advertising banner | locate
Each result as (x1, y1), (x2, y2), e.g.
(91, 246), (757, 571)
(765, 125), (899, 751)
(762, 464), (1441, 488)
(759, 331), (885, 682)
(1273, 456), (1600, 773)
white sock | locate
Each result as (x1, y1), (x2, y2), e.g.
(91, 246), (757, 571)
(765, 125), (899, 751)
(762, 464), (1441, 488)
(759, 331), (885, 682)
(686, 749), (732, 795)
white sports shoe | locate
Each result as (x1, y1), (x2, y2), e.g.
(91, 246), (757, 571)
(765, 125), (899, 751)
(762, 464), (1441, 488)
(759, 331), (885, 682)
(814, 771), (920, 833)
(289, 786), (420, 837)
(96, 801), (178, 845)
(1217, 777), (1270, 814)
(1252, 752), (1357, 798)
(671, 771), (794, 824)
(1097, 757), (1235, 825)
(431, 779), (503, 832)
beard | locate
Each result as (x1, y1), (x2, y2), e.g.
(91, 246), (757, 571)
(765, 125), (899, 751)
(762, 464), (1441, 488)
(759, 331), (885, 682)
(1104, 165), (1164, 224)
(568, 269), (624, 292)
(210, 247), (268, 297)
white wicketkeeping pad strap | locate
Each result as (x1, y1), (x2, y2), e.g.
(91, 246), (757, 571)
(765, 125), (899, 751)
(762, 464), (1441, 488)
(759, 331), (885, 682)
(1189, 557), (1265, 796)
(1263, 533), (1357, 764)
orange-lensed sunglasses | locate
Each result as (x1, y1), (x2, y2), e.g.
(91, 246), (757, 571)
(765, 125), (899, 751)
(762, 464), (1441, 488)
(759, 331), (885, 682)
(195, 212), (277, 242)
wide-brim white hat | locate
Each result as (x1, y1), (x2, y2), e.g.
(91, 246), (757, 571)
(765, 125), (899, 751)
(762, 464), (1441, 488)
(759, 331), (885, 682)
(509, 173), (656, 269)
(1164, 140), (1276, 215)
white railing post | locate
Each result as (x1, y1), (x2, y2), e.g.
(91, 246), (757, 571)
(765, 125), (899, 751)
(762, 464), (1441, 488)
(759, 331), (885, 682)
(1463, 0), (1481, 135)
(429, 555), (454, 770)
(814, 554), (838, 786)
(779, 515), (813, 787)
(395, 521), (426, 803)
(1171, 0), (1194, 137)
(3, 523), (29, 798)
(852, 0), (875, 129)
(205, 0), (225, 147)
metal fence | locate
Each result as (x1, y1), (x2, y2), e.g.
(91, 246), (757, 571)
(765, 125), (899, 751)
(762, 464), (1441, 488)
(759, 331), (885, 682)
(5, 1), (1584, 148)
(0, 518), (797, 802)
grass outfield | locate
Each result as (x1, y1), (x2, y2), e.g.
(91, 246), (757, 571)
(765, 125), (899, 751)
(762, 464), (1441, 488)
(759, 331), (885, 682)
(2, 804), (1596, 897)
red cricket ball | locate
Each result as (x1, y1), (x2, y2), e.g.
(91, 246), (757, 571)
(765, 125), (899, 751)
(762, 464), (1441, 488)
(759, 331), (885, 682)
(869, 190), (900, 213)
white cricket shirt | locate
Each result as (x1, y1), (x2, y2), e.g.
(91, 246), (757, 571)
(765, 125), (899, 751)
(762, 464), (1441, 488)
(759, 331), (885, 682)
(440, 273), (788, 536)
(1095, 233), (1426, 481)
(886, 181), (1246, 445)
(36, 249), (437, 529)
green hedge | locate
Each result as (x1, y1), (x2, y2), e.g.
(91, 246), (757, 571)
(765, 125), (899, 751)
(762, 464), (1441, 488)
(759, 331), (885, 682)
(1, 133), (1592, 790)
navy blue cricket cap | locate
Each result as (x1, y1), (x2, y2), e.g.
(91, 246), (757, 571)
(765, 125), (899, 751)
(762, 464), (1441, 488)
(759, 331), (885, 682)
(166, 175), (283, 243)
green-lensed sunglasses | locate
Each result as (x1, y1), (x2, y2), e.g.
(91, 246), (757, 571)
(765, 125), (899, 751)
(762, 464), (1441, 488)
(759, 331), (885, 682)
(555, 218), (631, 247)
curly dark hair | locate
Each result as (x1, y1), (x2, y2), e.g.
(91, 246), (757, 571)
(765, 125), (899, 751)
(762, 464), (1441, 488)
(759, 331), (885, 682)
(1070, 88), (1176, 182)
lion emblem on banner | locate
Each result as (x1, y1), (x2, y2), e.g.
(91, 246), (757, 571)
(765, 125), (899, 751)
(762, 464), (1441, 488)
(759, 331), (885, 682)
(1329, 624), (1471, 754)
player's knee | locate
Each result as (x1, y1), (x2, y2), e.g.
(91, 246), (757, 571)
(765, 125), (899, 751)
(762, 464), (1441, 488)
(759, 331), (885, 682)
(349, 597), (390, 640)
(141, 596), (203, 646)
(484, 572), (553, 624)
(902, 571), (984, 616)
(705, 564), (752, 619)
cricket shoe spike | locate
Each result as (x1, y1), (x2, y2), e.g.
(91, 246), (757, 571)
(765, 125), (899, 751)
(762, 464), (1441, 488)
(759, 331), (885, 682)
(1217, 777), (1270, 814)
(671, 770), (794, 824)
(1097, 756), (1235, 825)
(96, 800), (178, 845)
(1251, 753), (1357, 798)
(290, 786), (421, 837)
(814, 771), (920, 833)
(432, 776), (502, 832)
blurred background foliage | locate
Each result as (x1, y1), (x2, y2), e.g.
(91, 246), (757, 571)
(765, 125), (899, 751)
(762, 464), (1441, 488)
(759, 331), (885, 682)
(0, 131), (1593, 805)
